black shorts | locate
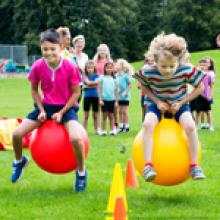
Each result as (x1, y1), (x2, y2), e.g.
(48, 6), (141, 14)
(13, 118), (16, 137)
(190, 97), (199, 112)
(27, 104), (78, 122)
(196, 95), (211, 112)
(83, 97), (99, 112)
(119, 100), (129, 106)
(101, 100), (115, 113)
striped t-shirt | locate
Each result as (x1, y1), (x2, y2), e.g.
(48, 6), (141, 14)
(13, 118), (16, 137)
(134, 65), (204, 104)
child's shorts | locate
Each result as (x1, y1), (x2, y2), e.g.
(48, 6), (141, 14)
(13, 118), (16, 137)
(190, 97), (199, 112)
(101, 100), (115, 113)
(27, 104), (78, 123)
(83, 97), (99, 112)
(147, 103), (190, 122)
(196, 95), (211, 112)
(118, 100), (129, 106)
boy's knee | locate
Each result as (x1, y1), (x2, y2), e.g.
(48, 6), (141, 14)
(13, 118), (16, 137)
(70, 135), (84, 147)
(143, 120), (155, 132)
(12, 128), (23, 139)
(184, 123), (196, 134)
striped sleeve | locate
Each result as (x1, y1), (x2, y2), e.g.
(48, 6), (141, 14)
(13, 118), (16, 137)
(132, 69), (150, 86)
(187, 67), (205, 87)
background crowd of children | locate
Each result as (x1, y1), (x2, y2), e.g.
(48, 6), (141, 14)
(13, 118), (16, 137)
(57, 26), (216, 136)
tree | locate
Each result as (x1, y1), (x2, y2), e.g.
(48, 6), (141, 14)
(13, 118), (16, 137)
(163, 0), (220, 51)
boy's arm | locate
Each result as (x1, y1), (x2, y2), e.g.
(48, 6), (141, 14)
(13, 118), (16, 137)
(31, 83), (45, 113)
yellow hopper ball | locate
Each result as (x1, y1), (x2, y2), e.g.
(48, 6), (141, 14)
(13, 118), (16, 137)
(132, 117), (201, 186)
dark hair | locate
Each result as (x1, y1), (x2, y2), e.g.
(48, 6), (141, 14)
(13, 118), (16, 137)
(199, 57), (215, 72)
(84, 60), (97, 76)
(40, 28), (61, 44)
(104, 62), (114, 77)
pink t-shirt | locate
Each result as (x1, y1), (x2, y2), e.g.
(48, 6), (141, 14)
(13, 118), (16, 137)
(97, 60), (107, 75)
(28, 58), (81, 105)
(201, 71), (214, 100)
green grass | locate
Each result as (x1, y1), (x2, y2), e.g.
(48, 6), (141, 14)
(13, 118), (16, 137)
(0, 49), (220, 219)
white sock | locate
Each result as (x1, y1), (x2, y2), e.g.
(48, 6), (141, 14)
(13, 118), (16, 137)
(14, 158), (22, 164)
(78, 170), (85, 176)
(119, 123), (123, 128)
(125, 123), (129, 128)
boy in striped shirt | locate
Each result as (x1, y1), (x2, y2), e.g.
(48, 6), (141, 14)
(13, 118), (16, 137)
(134, 32), (206, 182)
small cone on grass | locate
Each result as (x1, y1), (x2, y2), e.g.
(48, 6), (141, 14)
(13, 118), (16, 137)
(126, 159), (139, 188)
(113, 196), (127, 220)
(106, 163), (127, 212)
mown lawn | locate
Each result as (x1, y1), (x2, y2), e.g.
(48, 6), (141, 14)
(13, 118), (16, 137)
(0, 49), (219, 219)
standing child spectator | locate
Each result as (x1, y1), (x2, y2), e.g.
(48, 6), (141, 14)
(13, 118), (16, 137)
(99, 62), (118, 135)
(196, 57), (215, 131)
(56, 26), (73, 61)
(82, 60), (100, 135)
(72, 35), (89, 74)
(115, 59), (133, 132)
(11, 29), (88, 192)
(93, 44), (112, 75)
(133, 32), (206, 182)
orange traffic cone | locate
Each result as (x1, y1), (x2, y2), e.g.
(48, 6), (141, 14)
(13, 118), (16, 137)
(113, 196), (127, 220)
(126, 159), (139, 188)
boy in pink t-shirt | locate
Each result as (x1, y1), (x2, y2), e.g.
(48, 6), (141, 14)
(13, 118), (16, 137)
(11, 29), (88, 192)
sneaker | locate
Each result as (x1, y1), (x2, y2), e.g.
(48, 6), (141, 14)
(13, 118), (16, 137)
(101, 131), (107, 136)
(109, 130), (116, 136)
(209, 126), (215, 131)
(118, 127), (124, 133)
(11, 156), (29, 183)
(200, 124), (206, 129)
(74, 170), (88, 192)
(190, 166), (206, 180)
(124, 127), (129, 132)
(142, 165), (157, 182)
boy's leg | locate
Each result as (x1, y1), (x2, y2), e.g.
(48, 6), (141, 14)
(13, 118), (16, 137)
(142, 112), (158, 181)
(13, 119), (41, 160)
(11, 119), (41, 183)
(64, 120), (87, 192)
(179, 111), (206, 179)
(64, 120), (85, 172)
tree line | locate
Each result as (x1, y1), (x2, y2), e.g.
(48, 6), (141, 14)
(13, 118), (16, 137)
(0, 0), (219, 61)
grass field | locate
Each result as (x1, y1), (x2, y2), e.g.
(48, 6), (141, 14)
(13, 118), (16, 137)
(0, 50), (220, 219)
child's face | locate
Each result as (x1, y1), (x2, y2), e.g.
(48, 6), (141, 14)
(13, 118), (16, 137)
(145, 58), (155, 66)
(157, 56), (178, 77)
(63, 36), (71, 48)
(105, 64), (114, 75)
(86, 63), (95, 74)
(75, 39), (85, 51)
(98, 49), (107, 59)
(199, 61), (209, 71)
(41, 41), (61, 65)
(114, 62), (122, 72)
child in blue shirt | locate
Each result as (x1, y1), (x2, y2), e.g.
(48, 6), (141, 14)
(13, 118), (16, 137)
(99, 62), (118, 135)
(83, 60), (100, 134)
(115, 59), (133, 132)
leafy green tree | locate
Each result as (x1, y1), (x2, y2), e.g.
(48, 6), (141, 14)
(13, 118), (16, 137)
(163, 0), (220, 51)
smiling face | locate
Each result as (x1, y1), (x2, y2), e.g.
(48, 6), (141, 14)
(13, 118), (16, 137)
(41, 41), (61, 67)
(62, 36), (71, 48)
(104, 63), (114, 75)
(157, 55), (178, 77)
(75, 39), (85, 52)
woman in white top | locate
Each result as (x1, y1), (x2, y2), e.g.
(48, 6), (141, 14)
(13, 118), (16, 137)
(72, 35), (89, 73)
